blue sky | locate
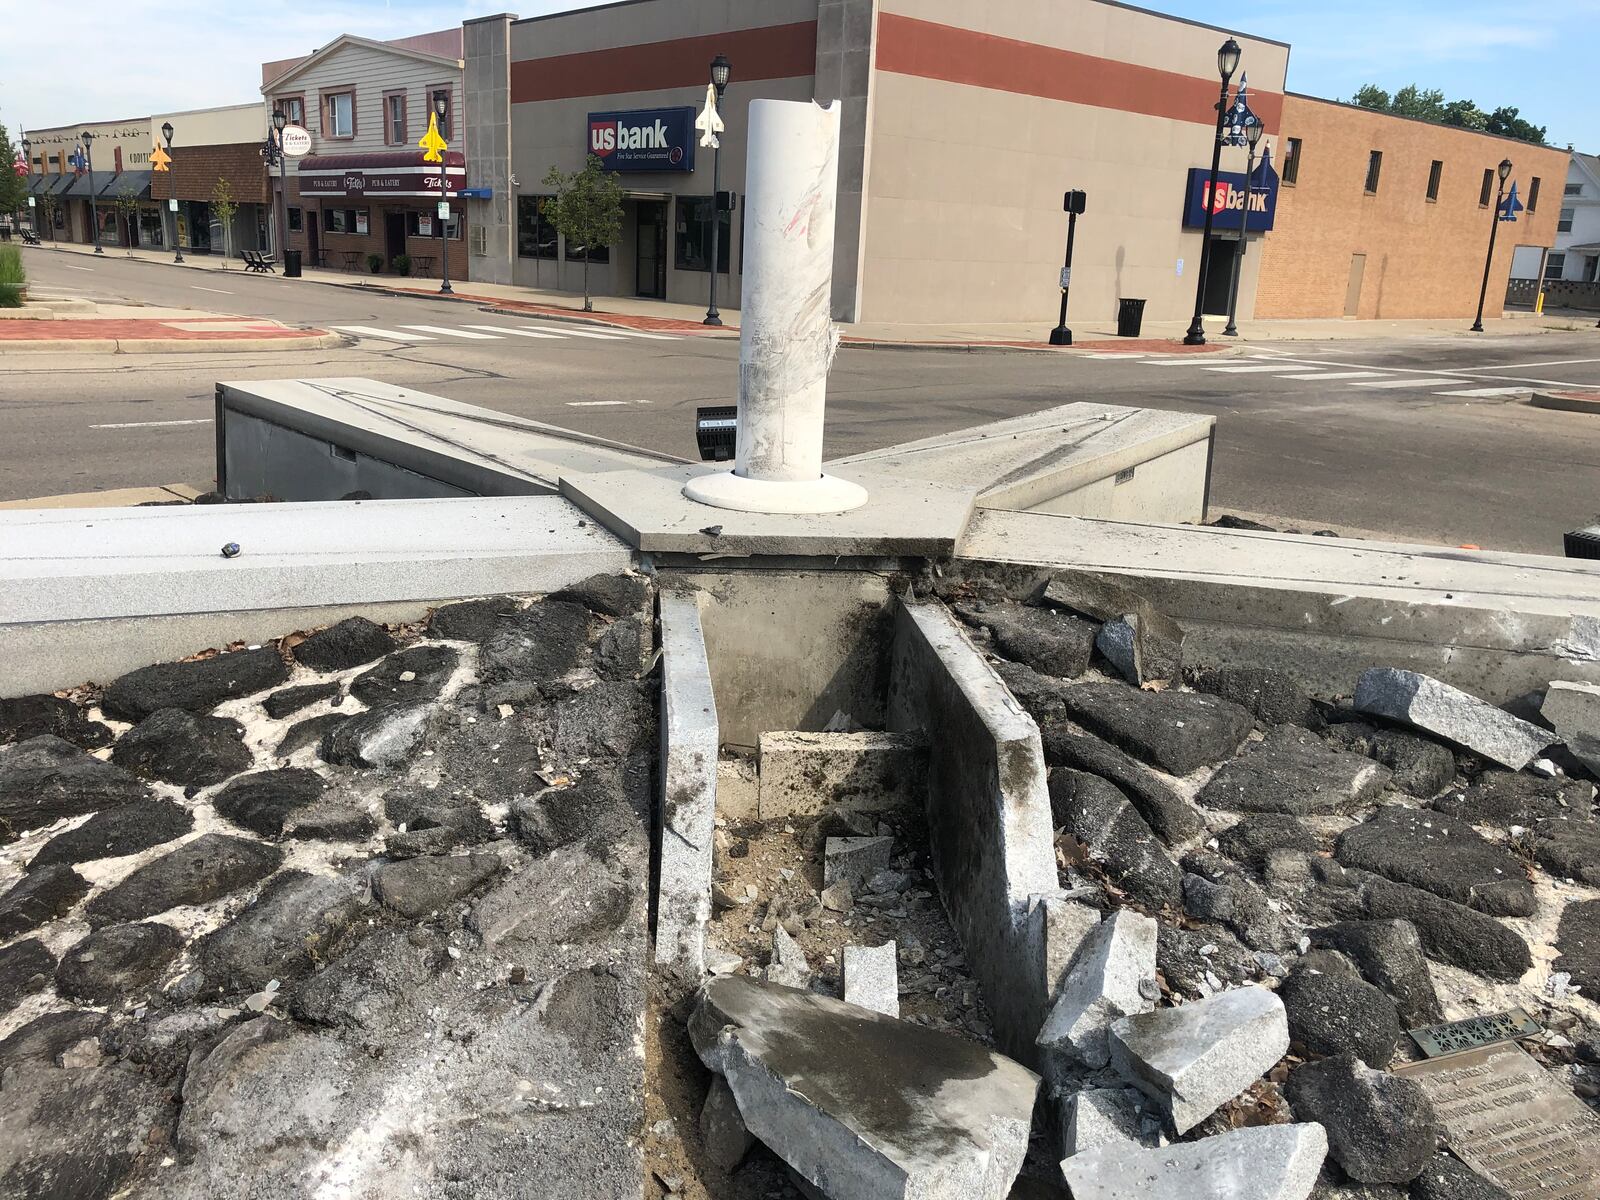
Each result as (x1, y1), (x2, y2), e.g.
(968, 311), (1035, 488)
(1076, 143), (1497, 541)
(2, 0), (1594, 150)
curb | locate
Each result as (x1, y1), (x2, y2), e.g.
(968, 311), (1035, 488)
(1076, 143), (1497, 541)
(0, 332), (346, 355)
(1530, 389), (1600, 415)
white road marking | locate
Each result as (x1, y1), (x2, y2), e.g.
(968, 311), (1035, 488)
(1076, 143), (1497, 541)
(463, 325), (562, 339)
(1434, 386), (1533, 397)
(92, 418), (213, 429)
(521, 324), (626, 340)
(331, 325), (434, 341)
(1456, 358), (1600, 371)
(1203, 364), (1308, 373)
(63, 265), (95, 272)
(191, 286), (233, 294)
(594, 327), (679, 341)
(400, 325), (501, 339)
(1278, 371), (1388, 380)
(1351, 377), (1472, 389)
(566, 400), (630, 407)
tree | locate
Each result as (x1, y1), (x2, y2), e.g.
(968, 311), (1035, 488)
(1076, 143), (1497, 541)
(1388, 85), (1446, 123)
(1442, 99), (1488, 131)
(0, 123), (26, 223)
(541, 154), (623, 312)
(210, 178), (238, 264)
(39, 192), (59, 241)
(1351, 85), (1390, 111)
(1486, 106), (1547, 145)
(1350, 82), (1547, 144)
(113, 183), (142, 254)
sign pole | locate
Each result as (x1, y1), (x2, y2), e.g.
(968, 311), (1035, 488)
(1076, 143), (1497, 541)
(439, 200), (452, 295)
(1049, 191), (1084, 346)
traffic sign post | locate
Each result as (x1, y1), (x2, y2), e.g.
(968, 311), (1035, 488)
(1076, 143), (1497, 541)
(1049, 190), (1087, 346)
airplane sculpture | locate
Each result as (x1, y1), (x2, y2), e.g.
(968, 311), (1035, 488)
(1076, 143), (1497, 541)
(418, 111), (448, 164)
(695, 82), (724, 150)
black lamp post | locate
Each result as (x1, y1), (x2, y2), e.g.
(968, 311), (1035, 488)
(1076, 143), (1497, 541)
(1222, 116), (1265, 338)
(435, 92), (453, 295)
(704, 53), (731, 326)
(1470, 158), (1513, 333)
(270, 109), (289, 262)
(161, 122), (183, 263)
(18, 137), (29, 233)
(81, 131), (104, 253)
(1183, 38), (1241, 345)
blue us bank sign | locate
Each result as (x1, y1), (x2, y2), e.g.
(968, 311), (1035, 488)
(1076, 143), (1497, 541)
(1182, 161), (1280, 232)
(587, 107), (696, 173)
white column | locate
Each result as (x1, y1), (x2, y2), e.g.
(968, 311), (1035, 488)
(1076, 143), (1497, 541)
(683, 99), (868, 515)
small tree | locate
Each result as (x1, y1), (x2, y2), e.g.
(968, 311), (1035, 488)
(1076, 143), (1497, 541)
(113, 184), (142, 254)
(211, 178), (238, 265)
(542, 155), (623, 312)
(39, 192), (58, 241)
(0, 123), (27, 227)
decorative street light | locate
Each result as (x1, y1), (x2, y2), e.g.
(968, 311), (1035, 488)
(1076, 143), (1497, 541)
(269, 109), (290, 264)
(1183, 38), (1241, 345)
(161, 122), (183, 263)
(81, 130), (104, 254)
(435, 91), (453, 295)
(1470, 158), (1513, 333)
(1223, 115), (1266, 338)
(704, 53), (732, 327)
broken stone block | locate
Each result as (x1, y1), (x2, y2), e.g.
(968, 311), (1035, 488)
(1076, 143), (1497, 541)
(1358, 877), (1531, 981)
(823, 835), (894, 890)
(757, 731), (926, 818)
(291, 616), (395, 671)
(1107, 985), (1290, 1134)
(820, 882), (853, 913)
(1281, 953), (1403, 1069)
(1040, 574), (1152, 624)
(101, 645), (288, 721)
(1037, 911), (1158, 1074)
(1199, 726), (1391, 816)
(1335, 805), (1534, 917)
(0, 694), (111, 750)
(1061, 682), (1254, 775)
(55, 922), (184, 1006)
(0, 734), (151, 839)
(1353, 669), (1554, 771)
(85, 833), (282, 927)
(212, 768), (327, 838)
(842, 941), (898, 1017)
(0, 864), (91, 938)
(765, 925), (811, 989)
(1542, 680), (1600, 744)
(1061, 1087), (1161, 1158)
(1410, 1151), (1515, 1200)
(960, 601), (1098, 679)
(1309, 921), (1442, 1029)
(1050, 770), (1183, 910)
(1042, 726), (1205, 845)
(1096, 610), (1183, 687)
(426, 595), (522, 641)
(1322, 721), (1456, 799)
(372, 853), (499, 919)
(1285, 1053), (1438, 1184)
(690, 975), (1039, 1200)
(1553, 897), (1600, 995)
(1434, 769), (1595, 828)
(1061, 1121), (1327, 1200)
(261, 681), (341, 720)
(1532, 815), (1600, 885)
(26, 797), (192, 872)
(320, 704), (433, 769)
(1216, 814), (1321, 870)
(1189, 665), (1318, 728)
(112, 707), (252, 788)
(699, 1076), (754, 1173)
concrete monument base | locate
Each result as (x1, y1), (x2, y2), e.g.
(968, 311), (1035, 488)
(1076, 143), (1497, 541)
(682, 470), (870, 514)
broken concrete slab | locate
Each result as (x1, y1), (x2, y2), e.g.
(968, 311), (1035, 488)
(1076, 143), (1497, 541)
(1049, 769), (1183, 910)
(757, 730), (926, 818)
(1107, 985), (1290, 1134)
(842, 942), (899, 1017)
(690, 975), (1039, 1200)
(1096, 609), (1184, 688)
(1061, 1121), (1327, 1200)
(1198, 725), (1391, 816)
(657, 592), (717, 981)
(824, 836), (895, 890)
(1041, 725), (1205, 845)
(1060, 1086), (1162, 1159)
(1285, 1053), (1437, 1185)
(1036, 910), (1158, 1074)
(765, 925), (812, 990)
(959, 601), (1098, 679)
(1335, 806), (1535, 917)
(700, 1076), (755, 1174)
(1353, 669), (1554, 771)
(1060, 682), (1254, 776)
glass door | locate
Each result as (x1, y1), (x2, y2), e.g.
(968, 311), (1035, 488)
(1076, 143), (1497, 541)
(635, 200), (666, 299)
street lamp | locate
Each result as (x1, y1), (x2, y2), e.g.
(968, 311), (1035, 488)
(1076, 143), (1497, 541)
(270, 109), (290, 265)
(704, 53), (732, 326)
(435, 91), (453, 295)
(1470, 157), (1513, 333)
(1183, 38), (1241, 345)
(1223, 115), (1265, 338)
(81, 130), (104, 254)
(161, 122), (183, 263)
(18, 137), (29, 235)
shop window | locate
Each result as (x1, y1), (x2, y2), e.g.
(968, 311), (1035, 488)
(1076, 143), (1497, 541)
(1425, 160), (1442, 202)
(325, 92), (354, 139)
(1364, 151), (1383, 195)
(279, 97), (305, 128)
(516, 195), (558, 258)
(1584, 256), (1598, 283)
(405, 211), (462, 240)
(430, 86), (454, 140)
(385, 93), (407, 145)
(1566, 183), (1584, 196)
(1281, 137), (1301, 185)
(1544, 252), (1565, 278)
(1558, 207), (1576, 233)
(288, 207), (303, 233)
(1479, 168), (1494, 207)
(567, 237), (609, 263)
(1527, 177), (1541, 213)
(323, 208), (369, 235)
(675, 196), (730, 272)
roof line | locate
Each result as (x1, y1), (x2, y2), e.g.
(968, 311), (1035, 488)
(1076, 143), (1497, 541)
(1285, 91), (1558, 150)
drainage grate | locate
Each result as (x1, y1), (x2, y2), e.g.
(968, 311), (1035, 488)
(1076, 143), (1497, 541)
(1565, 525), (1600, 559)
(1114, 466), (1136, 485)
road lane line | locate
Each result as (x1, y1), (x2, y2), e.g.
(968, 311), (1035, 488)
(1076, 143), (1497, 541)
(1278, 371), (1387, 380)
(1454, 358), (1600, 371)
(593, 327), (679, 341)
(1434, 386), (1533, 397)
(566, 400), (630, 407)
(63, 265), (95, 272)
(1351, 377), (1472, 389)
(1203, 364), (1310, 373)
(191, 286), (234, 294)
(331, 326), (434, 341)
(91, 418), (213, 429)
(521, 325), (626, 340)
(463, 325), (562, 339)
(399, 325), (501, 339)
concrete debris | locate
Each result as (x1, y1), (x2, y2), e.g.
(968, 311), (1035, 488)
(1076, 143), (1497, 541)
(1061, 1121), (1328, 1200)
(821, 881), (853, 912)
(842, 941), (899, 1017)
(1198, 725), (1390, 816)
(1042, 726), (1205, 845)
(1280, 953), (1403, 1069)
(1335, 805), (1534, 917)
(1284, 1053), (1438, 1184)
(1188, 665), (1318, 728)
(765, 925), (811, 989)
(1107, 985), (1290, 1134)
(960, 601), (1098, 679)
(757, 731), (926, 817)
(1060, 682), (1254, 776)
(1322, 721), (1457, 799)
(1353, 668), (1554, 770)
(1061, 1086), (1162, 1158)
(1049, 769), (1183, 909)
(689, 975), (1039, 1200)
(700, 1076), (755, 1173)
(823, 835), (895, 890)
(1096, 609), (1184, 687)
(1036, 910), (1158, 1074)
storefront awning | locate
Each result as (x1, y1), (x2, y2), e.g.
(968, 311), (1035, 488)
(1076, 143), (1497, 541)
(103, 171), (153, 201)
(59, 171), (117, 198)
(296, 150), (466, 200)
(26, 174), (53, 194)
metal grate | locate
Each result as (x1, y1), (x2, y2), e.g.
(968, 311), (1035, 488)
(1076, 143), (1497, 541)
(1565, 526), (1600, 559)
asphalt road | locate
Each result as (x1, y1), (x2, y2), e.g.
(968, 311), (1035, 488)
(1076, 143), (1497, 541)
(6, 249), (1600, 553)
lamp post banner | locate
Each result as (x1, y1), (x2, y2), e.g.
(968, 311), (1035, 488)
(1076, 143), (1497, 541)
(1183, 162), (1279, 231)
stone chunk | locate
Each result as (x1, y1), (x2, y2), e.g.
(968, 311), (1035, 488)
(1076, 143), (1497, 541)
(0, 864), (90, 937)
(1061, 1121), (1327, 1200)
(278, 711), (349, 758)
(261, 681), (340, 719)
(842, 942), (898, 1017)
(348, 645), (458, 705)
(1542, 680), (1600, 743)
(1433, 770), (1594, 828)
(427, 595), (522, 641)
(1216, 814), (1321, 869)
(1190, 665), (1318, 728)
(112, 707), (252, 788)
(0, 734), (151, 839)
(481, 601), (593, 683)
(372, 853), (500, 918)
(1040, 574), (1152, 623)
(1409, 1152), (1514, 1200)
(1050, 769), (1182, 909)
(212, 768), (327, 837)
(961, 601), (1098, 679)
(467, 843), (636, 951)
(1336, 806), (1534, 917)
(1322, 722), (1456, 799)
(1532, 816), (1600, 884)
(320, 704), (432, 769)
(1061, 1087), (1161, 1158)
(0, 694), (112, 749)
(85, 833), (282, 927)
(28, 799), (191, 874)
(1096, 610), (1183, 687)
(55, 922), (184, 1005)
(1061, 682), (1254, 776)
(1200, 726), (1391, 816)
(1353, 669), (1554, 771)
(757, 731), (926, 818)
(1553, 897), (1600, 994)
(291, 616), (396, 671)
(699, 1076), (755, 1173)
(549, 572), (651, 619)
(1309, 921), (1442, 1028)
(764, 925), (811, 989)
(689, 975), (1039, 1200)
(197, 870), (368, 993)
(1281, 954), (1403, 1069)
(596, 615), (649, 681)
(1042, 726), (1205, 845)
(1181, 853), (1294, 953)
(1285, 1053), (1437, 1184)
(1107, 985), (1289, 1133)
(0, 938), (56, 1016)
(0, 1011), (107, 1075)
(1038, 911), (1158, 1074)
(823, 835), (894, 890)
(1359, 878), (1531, 981)
(102, 645), (288, 721)
(286, 925), (450, 1032)
(280, 798), (376, 842)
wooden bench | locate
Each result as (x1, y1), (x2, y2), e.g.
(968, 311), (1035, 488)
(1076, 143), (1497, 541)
(242, 251), (278, 274)
(20, 230), (41, 246)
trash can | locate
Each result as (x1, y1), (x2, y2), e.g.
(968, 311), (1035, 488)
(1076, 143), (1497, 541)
(1116, 298), (1146, 338)
(283, 249), (302, 278)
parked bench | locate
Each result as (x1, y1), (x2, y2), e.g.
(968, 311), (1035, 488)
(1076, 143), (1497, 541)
(20, 230), (41, 246)
(242, 251), (278, 274)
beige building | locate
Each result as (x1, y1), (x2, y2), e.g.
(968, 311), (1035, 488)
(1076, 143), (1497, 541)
(465, 0), (1289, 324)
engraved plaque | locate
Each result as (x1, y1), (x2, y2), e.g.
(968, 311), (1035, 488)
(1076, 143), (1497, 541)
(1410, 1007), (1543, 1058)
(1395, 1043), (1600, 1199)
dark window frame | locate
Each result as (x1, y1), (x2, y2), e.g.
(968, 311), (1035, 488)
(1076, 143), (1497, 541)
(1281, 137), (1302, 186)
(1544, 252), (1565, 278)
(516, 194), (559, 259)
(1479, 168), (1495, 207)
(277, 95), (306, 129)
(287, 206), (303, 233)
(1364, 150), (1383, 195)
(383, 90), (408, 146)
(674, 194), (731, 273)
(1528, 176), (1541, 213)
(321, 87), (357, 140)
(1558, 207), (1576, 233)
(1426, 160), (1443, 203)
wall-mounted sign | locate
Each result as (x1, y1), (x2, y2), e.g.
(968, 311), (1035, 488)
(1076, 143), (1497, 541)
(587, 107), (696, 173)
(280, 126), (312, 158)
(1183, 162), (1279, 232)
(297, 153), (466, 199)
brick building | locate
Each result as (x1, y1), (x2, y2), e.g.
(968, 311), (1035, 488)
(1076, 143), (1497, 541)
(148, 105), (273, 257)
(1255, 94), (1568, 320)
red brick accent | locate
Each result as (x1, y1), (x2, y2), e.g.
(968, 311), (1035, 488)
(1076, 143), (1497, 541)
(0, 318), (324, 341)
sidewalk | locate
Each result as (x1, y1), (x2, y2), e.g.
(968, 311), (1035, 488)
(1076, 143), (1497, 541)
(0, 309), (342, 353)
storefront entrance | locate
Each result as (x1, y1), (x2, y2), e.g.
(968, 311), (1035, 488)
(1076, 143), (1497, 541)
(1203, 237), (1239, 316)
(635, 200), (666, 299)
(385, 212), (407, 271)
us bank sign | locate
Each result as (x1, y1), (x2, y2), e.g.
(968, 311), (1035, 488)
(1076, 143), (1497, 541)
(587, 108), (696, 173)
(1182, 162), (1280, 232)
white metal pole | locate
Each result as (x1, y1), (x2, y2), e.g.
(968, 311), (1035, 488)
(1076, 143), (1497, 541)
(683, 98), (867, 515)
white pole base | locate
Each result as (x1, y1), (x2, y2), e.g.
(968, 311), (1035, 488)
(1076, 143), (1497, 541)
(683, 471), (869, 515)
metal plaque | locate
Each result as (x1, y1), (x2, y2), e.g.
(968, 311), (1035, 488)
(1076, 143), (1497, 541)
(1394, 1043), (1600, 1199)
(1410, 1008), (1543, 1058)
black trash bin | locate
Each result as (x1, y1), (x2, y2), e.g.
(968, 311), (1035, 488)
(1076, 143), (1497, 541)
(283, 249), (302, 278)
(1116, 297), (1146, 338)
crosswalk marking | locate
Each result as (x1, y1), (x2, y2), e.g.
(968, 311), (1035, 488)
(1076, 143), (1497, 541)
(464, 325), (562, 339)
(1434, 386), (1532, 398)
(400, 325), (501, 339)
(1203, 364), (1308, 373)
(1276, 370), (1386, 380)
(332, 325), (434, 341)
(1351, 377), (1471, 389)
(598, 327), (680, 341)
(520, 324), (626, 340)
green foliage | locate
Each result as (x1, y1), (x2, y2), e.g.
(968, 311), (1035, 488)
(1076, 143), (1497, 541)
(1442, 99), (1488, 131)
(210, 178), (238, 262)
(1485, 106), (1547, 145)
(113, 183), (142, 253)
(542, 154), (624, 310)
(0, 243), (25, 307)
(0, 124), (26, 217)
(392, 254), (411, 277)
(367, 252), (384, 274)
(1351, 83), (1546, 144)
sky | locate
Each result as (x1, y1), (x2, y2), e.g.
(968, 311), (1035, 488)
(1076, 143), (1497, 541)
(1, 0), (1595, 151)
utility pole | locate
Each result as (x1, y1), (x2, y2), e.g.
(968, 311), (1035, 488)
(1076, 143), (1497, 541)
(1049, 190), (1086, 346)
(1471, 159), (1512, 333)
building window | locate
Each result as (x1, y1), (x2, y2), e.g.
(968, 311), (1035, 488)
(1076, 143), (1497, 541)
(675, 196), (731, 272)
(1528, 177), (1541, 213)
(566, 236), (609, 263)
(516, 195), (558, 258)
(1479, 168), (1494, 207)
(1426, 160), (1442, 202)
(385, 93), (407, 145)
(1281, 137), (1301, 185)
(1558, 207), (1576, 233)
(280, 97), (305, 128)
(288, 207), (303, 233)
(430, 86), (453, 139)
(1566, 183), (1584, 196)
(1364, 150), (1383, 195)
(322, 207), (369, 235)
(405, 211), (462, 240)
(1545, 252), (1565, 278)
(325, 92), (354, 139)
(1584, 255), (1598, 283)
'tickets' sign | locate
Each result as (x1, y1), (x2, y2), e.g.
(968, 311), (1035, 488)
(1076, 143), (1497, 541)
(587, 108), (696, 173)
(1182, 161), (1279, 232)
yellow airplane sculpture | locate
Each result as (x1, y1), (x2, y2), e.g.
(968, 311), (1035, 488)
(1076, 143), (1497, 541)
(418, 111), (448, 163)
(150, 143), (171, 172)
